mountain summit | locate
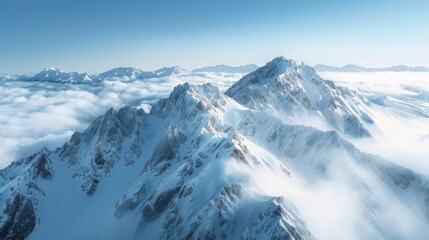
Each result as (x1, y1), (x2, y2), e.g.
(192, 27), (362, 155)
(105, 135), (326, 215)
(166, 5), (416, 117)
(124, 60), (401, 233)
(153, 66), (188, 77)
(226, 57), (373, 137)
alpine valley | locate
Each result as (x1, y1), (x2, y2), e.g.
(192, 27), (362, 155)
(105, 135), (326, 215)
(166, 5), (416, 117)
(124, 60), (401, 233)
(1, 57), (429, 240)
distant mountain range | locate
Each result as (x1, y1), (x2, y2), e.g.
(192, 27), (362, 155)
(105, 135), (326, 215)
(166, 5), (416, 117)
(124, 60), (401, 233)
(314, 64), (429, 72)
(192, 64), (259, 73)
(98, 66), (187, 80)
(22, 66), (189, 84)
(17, 64), (257, 85)
(27, 68), (102, 84)
(9, 62), (429, 85)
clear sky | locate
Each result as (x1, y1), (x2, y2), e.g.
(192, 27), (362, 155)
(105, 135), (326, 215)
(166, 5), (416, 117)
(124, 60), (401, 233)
(1, 0), (428, 74)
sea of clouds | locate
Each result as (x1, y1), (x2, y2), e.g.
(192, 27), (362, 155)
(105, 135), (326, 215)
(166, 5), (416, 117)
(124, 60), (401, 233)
(1, 70), (429, 239)
(0, 72), (244, 168)
(319, 71), (429, 175)
(1, 71), (429, 176)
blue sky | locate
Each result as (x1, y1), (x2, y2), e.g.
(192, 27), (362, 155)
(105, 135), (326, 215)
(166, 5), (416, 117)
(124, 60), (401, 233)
(1, 0), (428, 74)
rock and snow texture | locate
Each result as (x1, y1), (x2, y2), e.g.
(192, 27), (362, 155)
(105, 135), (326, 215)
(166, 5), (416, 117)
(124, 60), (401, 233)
(98, 67), (153, 80)
(98, 66), (188, 81)
(226, 57), (373, 137)
(27, 68), (101, 84)
(154, 66), (188, 77)
(1, 57), (429, 240)
(23, 66), (188, 85)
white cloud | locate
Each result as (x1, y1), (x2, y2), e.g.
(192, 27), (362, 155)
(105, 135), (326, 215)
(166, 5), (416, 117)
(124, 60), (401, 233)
(0, 73), (244, 168)
(319, 71), (429, 175)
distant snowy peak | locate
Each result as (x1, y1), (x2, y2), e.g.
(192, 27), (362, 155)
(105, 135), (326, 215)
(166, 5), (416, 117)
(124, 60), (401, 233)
(29, 68), (101, 84)
(193, 64), (259, 73)
(314, 64), (429, 72)
(154, 66), (188, 77)
(99, 66), (187, 80)
(226, 57), (372, 137)
(98, 67), (151, 79)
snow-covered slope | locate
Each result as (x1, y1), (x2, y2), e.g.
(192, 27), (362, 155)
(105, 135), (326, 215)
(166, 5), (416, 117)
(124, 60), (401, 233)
(226, 57), (373, 137)
(1, 58), (429, 240)
(27, 68), (101, 84)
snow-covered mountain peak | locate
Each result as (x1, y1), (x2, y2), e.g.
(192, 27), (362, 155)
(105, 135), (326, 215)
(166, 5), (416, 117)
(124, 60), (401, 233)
(150, 83), (228, 124)
(36, 68), (65, 78)
(42, 67), (64, 73)
(29, 68), (101, 84)
(99, 66), (187, 80)
(154, 66), (187, 77)
(271, 56), (299, 68)
(226, 57), (372, 137)
(229, 57), (317, 88)
(270, 56), (313, 72)
(98, 67), (147, 79)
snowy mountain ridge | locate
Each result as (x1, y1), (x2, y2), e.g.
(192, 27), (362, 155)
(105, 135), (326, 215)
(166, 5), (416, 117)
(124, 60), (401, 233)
(1, 57), (429, 240)
(98, 66), (188, 81)
(27, 67), (102, 84)
(226, 57), (373, 137)
(24, 66), (189, 84)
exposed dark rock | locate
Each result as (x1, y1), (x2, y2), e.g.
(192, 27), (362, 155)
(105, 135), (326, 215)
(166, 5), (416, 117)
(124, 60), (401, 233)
(115, 183), (148, 218)
(94, 150), (106, 166)
(86, 178), (99, 196)
(153, 187), (180, 213)
(32, 153), (53, 179)
(146, 126), (187, 170)
(0, 194), (36, 240)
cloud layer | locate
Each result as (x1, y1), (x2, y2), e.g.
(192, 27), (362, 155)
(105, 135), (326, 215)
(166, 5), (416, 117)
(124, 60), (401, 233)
(0, 72), (244, 168)
(1, 71), (429, 176)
